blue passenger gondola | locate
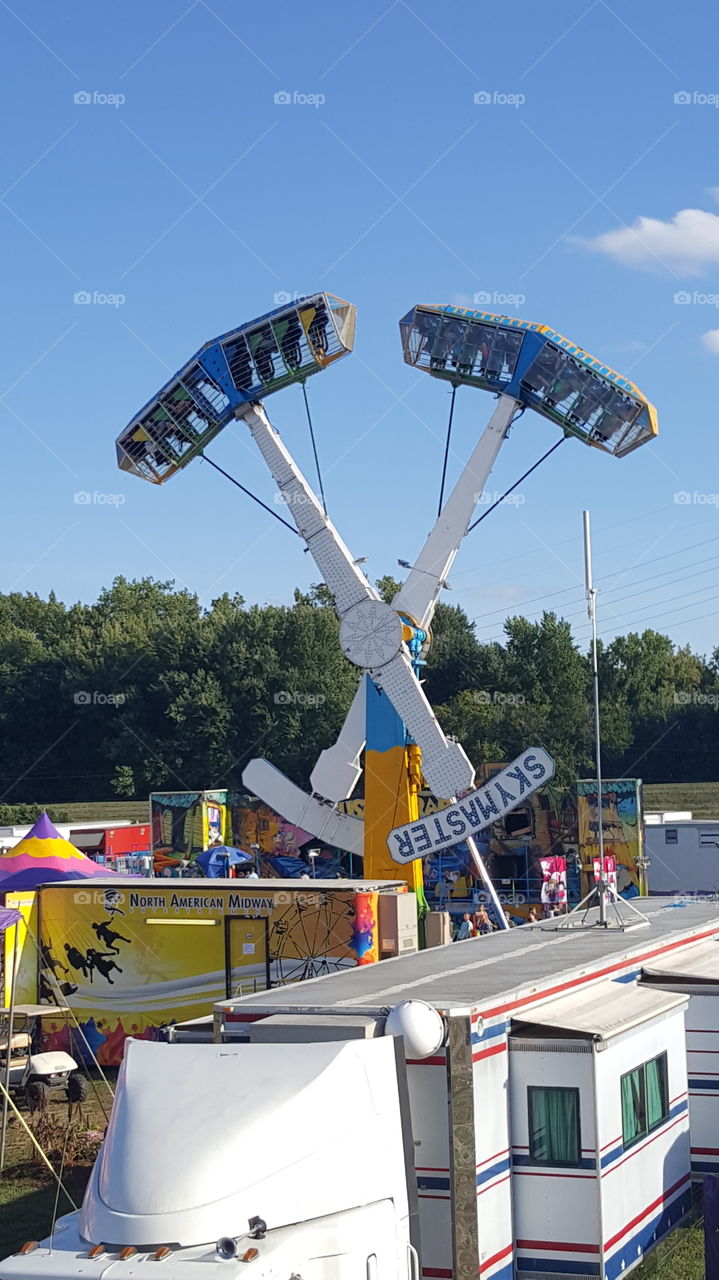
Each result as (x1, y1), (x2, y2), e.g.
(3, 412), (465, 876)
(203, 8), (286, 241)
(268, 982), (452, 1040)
(400, 304), (657, 458)
(116, 293), (355, 484)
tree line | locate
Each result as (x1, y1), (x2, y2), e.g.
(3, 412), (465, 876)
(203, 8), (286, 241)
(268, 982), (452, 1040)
(0, 575), (716, 805)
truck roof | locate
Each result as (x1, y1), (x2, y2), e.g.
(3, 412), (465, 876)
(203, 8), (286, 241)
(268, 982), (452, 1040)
(216, 899), (719, 1020)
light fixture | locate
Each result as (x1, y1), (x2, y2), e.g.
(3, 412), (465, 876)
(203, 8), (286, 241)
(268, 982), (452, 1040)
(398, 559), (412, 569)
(145, 918), (219, 926)
(353, 557), (368, 565)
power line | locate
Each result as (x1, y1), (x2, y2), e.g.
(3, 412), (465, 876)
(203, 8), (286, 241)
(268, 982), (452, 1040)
(471, 535), (719, 627)
(571, 584), (719, 639)
(478, 583), (719, 649)
(569, 564), (719, 625)
(451, 502), (676, 581)
(594, 605), (719, 642)
(474, 554), (719, 635)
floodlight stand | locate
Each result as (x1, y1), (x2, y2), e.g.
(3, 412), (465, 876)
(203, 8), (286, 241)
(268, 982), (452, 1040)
(585, 509), (608, 927)
(553, 511), (648, 932)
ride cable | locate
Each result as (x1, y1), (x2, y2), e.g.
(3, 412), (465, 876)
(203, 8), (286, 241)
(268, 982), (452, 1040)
(300, 381), (328, 517)
(200, 453), (302, 537)
(437, 385), (457, 517)
(466, 432), (565, 535)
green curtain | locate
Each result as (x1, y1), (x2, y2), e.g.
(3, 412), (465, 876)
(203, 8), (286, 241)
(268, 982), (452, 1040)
(646, 1056), (668, 1130)
(621, 1067), (646, 1144)
(530, 1088), (579, 1164)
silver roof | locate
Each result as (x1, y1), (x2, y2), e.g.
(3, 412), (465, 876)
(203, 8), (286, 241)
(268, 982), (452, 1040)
(512, 981), (687, 1041)
(216, 899), (719, 1018)
(642, 938), (719, 982)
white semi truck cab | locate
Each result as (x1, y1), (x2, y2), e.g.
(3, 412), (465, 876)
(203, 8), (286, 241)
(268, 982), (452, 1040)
(0, 1020), (421, 1280)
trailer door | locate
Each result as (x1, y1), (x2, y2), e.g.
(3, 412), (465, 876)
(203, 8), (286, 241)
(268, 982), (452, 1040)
(224, 915), (270, 998)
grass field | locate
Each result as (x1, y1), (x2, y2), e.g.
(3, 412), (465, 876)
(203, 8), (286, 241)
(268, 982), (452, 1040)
(633, 1189), (705, 1278)
(47, 801), (149, 823)
(643, 782), (719, 819)
(0, 1075), (114, 1258)
(48, 783), (719, 827)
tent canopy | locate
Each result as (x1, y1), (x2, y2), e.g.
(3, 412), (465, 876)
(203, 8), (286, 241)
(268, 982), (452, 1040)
(0, 812), (117, 893)
(195, 845), (253, 878)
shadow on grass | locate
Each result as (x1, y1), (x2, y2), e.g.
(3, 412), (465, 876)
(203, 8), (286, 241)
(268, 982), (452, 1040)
(0, 1167), (91, 1259)
(634, 1185), (704, 1280)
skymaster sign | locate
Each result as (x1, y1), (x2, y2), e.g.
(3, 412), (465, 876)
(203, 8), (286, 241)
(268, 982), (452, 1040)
(387, 748), (556, 863)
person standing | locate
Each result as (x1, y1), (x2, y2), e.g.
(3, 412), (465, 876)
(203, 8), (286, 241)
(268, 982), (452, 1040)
(456, 912), (475, 941)
(473, 906), (493, 935)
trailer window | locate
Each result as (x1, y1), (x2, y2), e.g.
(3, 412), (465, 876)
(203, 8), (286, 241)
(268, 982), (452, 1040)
(621, 1052), (668, 1148)
(528, 1086), (581, 1166)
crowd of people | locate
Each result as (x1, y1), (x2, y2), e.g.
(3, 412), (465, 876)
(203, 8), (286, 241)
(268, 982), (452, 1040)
(454, 901), (567, 939)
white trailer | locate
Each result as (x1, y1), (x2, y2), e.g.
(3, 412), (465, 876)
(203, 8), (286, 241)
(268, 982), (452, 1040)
(644, 813), (719, 897)
(3, 900), (719, 1280)
(642, 938), (719, 1178)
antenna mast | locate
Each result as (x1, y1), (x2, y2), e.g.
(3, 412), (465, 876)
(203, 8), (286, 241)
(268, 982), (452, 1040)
(584, 510), (607, 927)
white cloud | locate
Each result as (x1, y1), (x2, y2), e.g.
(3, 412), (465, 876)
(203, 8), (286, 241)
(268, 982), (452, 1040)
(701, 329), (719, 354)
(709, 187), (719, 204)
(581, 208), (719, 275)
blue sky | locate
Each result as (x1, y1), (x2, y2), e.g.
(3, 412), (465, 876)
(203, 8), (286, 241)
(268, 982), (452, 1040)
(2, 0), (719, 657)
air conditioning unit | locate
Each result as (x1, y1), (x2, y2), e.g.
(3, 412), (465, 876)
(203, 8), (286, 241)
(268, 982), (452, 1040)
(378, 891), (419, 958)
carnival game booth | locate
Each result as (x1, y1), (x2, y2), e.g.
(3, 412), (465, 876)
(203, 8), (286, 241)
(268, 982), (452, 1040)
(640, 938), (719, 1178)
(214, 899), (719, 1280)
(32, 877), (414, 1065)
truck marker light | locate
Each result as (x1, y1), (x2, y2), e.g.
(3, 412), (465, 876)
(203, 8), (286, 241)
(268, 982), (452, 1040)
(241, 1249), (259, 1262)
(153, 1248), (172, 1261)
(119, 1247), (137, 1260)
(17, 1242), (38, 1255)
(88, 1244), (106, 1258)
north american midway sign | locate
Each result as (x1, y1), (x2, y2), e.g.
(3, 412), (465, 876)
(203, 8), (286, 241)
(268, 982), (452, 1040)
(387, 748), (556, 864)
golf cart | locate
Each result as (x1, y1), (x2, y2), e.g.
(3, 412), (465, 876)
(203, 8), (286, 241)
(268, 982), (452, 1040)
(0, 1004), (80, 1106)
